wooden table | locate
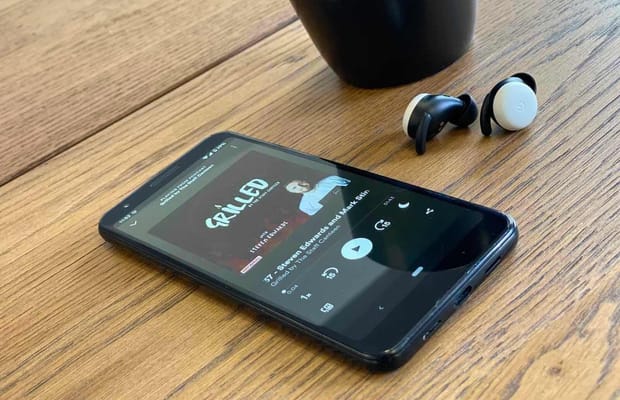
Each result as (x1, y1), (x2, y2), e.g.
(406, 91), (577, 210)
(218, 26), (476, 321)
(1, 0), (618, 398)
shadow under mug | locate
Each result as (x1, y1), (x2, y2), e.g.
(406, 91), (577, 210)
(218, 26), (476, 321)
(289, 0), (477, 88)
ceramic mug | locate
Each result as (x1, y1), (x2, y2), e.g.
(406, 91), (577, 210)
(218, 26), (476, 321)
(289, 0), (477, 88)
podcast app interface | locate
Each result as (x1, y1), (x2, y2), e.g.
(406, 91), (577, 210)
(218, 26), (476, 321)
(116, 137), (482, 338)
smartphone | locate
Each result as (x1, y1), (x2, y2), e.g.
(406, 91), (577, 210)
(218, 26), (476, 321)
(99, 131), (517, 370)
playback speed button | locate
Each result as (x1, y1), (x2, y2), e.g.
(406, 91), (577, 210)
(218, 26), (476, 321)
(341, 238), (373, 260)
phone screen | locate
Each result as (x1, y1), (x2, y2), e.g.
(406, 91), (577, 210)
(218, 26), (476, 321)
(109, 135), (509, 347)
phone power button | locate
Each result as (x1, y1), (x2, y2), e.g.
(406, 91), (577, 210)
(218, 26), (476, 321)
(422, 320), (443, 341)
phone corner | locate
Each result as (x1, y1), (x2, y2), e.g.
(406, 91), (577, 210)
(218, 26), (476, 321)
(368, 345), (420, 372)
(97, 211), (117, 243)
(501, 213), (519, 245)
(209, 130), (241, 141)
(361, 333), (427, 371)
(97, 219), (111, 242)
(505, 212), (518, 231)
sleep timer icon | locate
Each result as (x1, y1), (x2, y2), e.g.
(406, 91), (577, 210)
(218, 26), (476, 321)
(320, 303), (334, 313)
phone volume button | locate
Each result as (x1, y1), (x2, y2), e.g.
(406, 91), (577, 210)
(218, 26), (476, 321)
(454, 286), (473, 307)
(422, 319), (443, 341)
(485, 257), (502, 275)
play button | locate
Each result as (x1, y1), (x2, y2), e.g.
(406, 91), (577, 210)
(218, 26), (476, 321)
(341, 238), (373, 260)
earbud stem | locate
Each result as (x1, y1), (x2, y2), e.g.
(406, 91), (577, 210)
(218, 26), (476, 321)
(480, 93), (494, 136)
(415, 112), (432, 155)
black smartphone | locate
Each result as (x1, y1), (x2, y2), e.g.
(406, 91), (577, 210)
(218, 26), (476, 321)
(99, 131), (517, 370)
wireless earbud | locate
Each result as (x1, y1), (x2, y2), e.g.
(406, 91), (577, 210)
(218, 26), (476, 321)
(402, 93), (478, 155)
(480, 73), (538, 136)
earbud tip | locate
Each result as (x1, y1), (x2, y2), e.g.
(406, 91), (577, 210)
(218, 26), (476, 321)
(512, 72), (537, 93)
(452, 93), (479, 127)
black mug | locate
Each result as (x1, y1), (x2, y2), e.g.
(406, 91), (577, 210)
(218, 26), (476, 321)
(290, 0), (477, 88)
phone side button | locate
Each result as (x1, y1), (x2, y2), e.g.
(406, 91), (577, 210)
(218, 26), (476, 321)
(454, 286), (473, 307)
(485, 257), (502, 275)
(422, 319), (443, 341)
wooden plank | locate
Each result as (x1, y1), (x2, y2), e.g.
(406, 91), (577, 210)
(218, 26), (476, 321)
(0, 0), (295, 186)
(1, 0), (619, 398)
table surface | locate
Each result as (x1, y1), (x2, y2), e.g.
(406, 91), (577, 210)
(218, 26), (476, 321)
(1, 0), (618, 398)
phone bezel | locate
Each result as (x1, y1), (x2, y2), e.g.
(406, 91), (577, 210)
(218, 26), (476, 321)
(99, 131), (518, 370)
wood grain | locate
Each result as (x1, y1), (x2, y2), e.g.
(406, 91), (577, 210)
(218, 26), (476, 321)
(0, 0), (295, 186)
(1, 0), (619, 398)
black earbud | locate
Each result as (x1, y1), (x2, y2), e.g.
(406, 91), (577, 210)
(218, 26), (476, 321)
(402, 93), (478, 155)
(480, 73), (538, 136)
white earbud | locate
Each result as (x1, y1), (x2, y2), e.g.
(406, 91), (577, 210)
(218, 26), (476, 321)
(480, 73), (538, 135)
